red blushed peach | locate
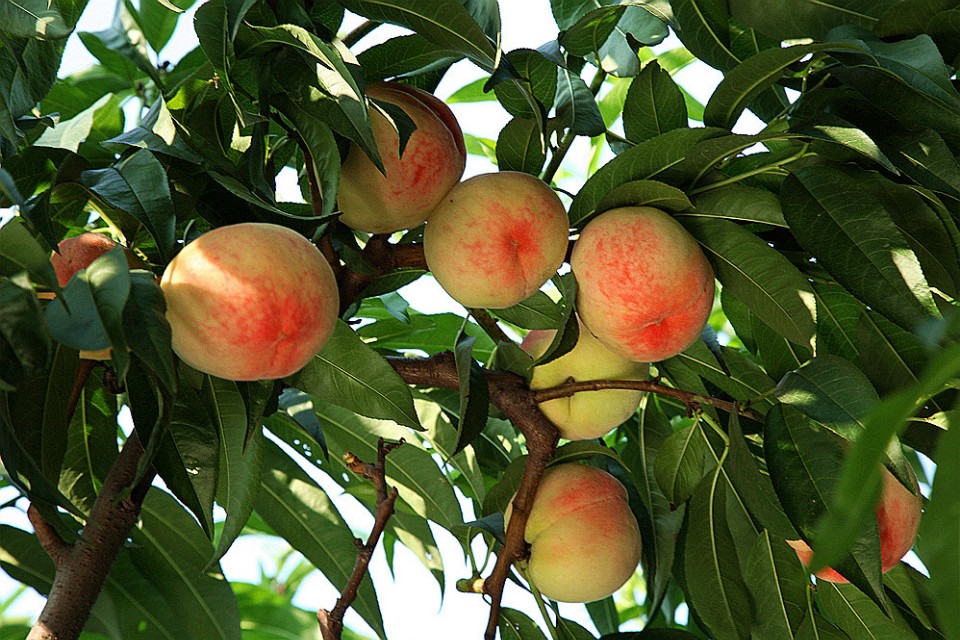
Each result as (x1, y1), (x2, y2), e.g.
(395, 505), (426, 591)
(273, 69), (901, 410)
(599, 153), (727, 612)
(423, 172), (569, 309)
(521, 324), (647, 440)
(570, 206), (715, 362)
(51, 233), (118, 287)
(506, 463), (642, 603)
(159, 223), (339, 381)
(788, 465), (922, 583)
(338, 82), (466, 233)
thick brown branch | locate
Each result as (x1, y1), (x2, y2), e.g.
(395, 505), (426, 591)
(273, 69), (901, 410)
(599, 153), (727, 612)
(318, 439), (402, 640)
(388, 354), (559, 639)
(532, 379), (766, 423)
(337, 237), (427, 313)
(28, 433), (155, 640)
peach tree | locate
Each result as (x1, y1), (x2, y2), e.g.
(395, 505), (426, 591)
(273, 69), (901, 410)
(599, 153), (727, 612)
(1, 0), (959, 638)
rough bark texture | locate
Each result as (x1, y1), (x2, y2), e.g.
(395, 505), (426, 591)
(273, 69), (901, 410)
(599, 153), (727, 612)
(28, 433), (154, 640)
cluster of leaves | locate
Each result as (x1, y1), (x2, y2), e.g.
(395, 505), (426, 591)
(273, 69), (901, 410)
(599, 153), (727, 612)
(2, 0), (960, 638)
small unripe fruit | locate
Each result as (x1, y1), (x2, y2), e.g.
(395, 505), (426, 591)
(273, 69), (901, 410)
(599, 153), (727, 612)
(338, 82), (466, 233)
(423, 172), (569, 309)
(51, 233), (118, 286)
(521, 324), (647, 440)
(570, 206), (715, 362)
(507, 463), (642, 603)
(159, 223), (339, 381)
(787, 465), (922, 583)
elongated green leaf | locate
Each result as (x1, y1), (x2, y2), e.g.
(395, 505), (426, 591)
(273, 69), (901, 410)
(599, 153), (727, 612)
(337, 0), (497, 68)
(776, 355), (878, 438)
(782, 165), (939, 331)
(208, 376), (264, 566)
(0, 217), (58, 290)
(0, 277), (51, 390)
(499, 607), (548, 640)
(315, 401), (463, 530)
(671, 0), (740, 70)
(679, 466), (753, 639)
(0, 0), (69, 39)
(704, 42), (861, 129)
(496, 116), (546, 175)
(132, 490), (241, 639)
(80, 150), (176, 262)
(570, 126), (723, 225)
(683, 216), (815, 348)
(653, 421), (706, 506)
(745, 530), (807, 639)
(491, 290), (562, 330)
(918, 408), (960, 636)
(256, 440), (385, 637)
(123, 272), (176, 393)
(622, 60), (687, 143)
(453, 327), (489, 455)
(290, 320), (421, 431)
(357, 33), (462, 81)
(597, 179), (692, 213)
(555, 67), (605, 136)
(819, 583), (919, 639)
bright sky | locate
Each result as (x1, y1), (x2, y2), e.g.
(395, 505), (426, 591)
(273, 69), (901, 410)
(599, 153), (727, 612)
(0, 1), (724, 637)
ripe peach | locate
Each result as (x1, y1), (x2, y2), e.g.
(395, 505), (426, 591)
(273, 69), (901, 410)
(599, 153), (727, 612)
(159, 223), (339, 381)
(521, 324), (647, 440)
(570, 206), (715, 362)
(506, 463), (642, 603)
(423, 172), (569, 309)
(338, 82), (466, 233)
(787, 465), (922, 583)
(51, 233), (118, 286)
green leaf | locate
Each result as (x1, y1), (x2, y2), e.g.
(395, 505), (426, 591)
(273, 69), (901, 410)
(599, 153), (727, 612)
(336, 0), (497, 69)
(496, 116), (546, 175)
(818, 583), (919, 640)
(775, 355), (879, 440)
(622, 60), (687, 143)
(745, 530), (807, 639)
(207, 376), (264, 567)
(274, 95), (340, 216)
(0, 0), (69, 39)
(0, 277), (51, 391)
(782, 165), (939, 331)
(315, 402), (463, 531)
(569, 126), (723, 225)
(80, 149), (176, 263)
(671, 0), (740, 71)
(555, 67), (605, 137)
(105, 97), (204, 164)
(597, 179), (693, 214)
(44, 247), (131, 378)
(256, 440), (385, 637)
(34, 94), (123, 155)
(0, 216), (58, 290)
(132, 490), (241, 639)
(289, 320), (421, 431)
(704, 42), (861, 130)
(123, 272), (176, 393)
(730, 0), (896, 41)
(919, 408), (960, 636)
(453, 327), (490, 456)
(691, 183), (787, 227)
(653, 421), (706, 506)
(682, 216), (815, 348)
(491, 290), (563, 330)
(499, 607), (548, 640)
(357, 33), (463, 81)
(679, 466), (753, 640)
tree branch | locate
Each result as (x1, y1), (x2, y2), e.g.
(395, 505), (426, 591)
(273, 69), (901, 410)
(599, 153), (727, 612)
(318, 438), (402, 640)
(532, 378), (766, 423)
(28, 433), (155, 640)
(388, 354), (559, 639)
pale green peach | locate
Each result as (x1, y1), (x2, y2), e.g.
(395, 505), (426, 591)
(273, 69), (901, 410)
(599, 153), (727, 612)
(160, 223), (339, 381)
(788, 465), (922, 583)
(570, 206), (715, 362)
(506, 463), (641, 603)
(423, 172), (569, 309)
(338, 82), (465, 233)
(521, 324), (647, 440)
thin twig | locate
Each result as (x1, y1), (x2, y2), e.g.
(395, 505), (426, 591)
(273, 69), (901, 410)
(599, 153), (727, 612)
(469, 307), (511, 344)
(317, 439), (403, 640)
(341, 20), (381, 49)
(532, 378), (767, 423)
(27, 506), (70, 568)
(541, 68), (607, 185)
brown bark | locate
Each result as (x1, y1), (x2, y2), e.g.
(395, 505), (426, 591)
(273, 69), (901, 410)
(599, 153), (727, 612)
(28, 433), (154, 640)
